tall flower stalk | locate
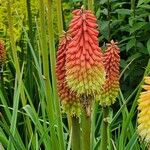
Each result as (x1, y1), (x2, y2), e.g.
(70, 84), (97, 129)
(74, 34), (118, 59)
(99, 40), (120, 150)
(56, 32), (81, 150)
(55, 0), (63, 36)
(88, 0), (94, 11)
(66, 8), (105, 100)
(65, 7), (105, 150)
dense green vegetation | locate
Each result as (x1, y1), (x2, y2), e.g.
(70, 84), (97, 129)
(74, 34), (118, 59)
(0, 0), (150, 149)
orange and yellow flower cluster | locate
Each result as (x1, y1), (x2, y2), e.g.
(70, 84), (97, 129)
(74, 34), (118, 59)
(56, 7), (120, 116)
(97, 40), (120, 106)
(66, 8), (105, 96)
(56, 32), (81, 116)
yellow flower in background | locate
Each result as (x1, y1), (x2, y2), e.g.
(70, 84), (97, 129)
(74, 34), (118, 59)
(138, 77), (150, 143)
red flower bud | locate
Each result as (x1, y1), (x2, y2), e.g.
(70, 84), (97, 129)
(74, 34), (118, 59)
(0, 40), (6, 65)
(97, 40), (120, 106)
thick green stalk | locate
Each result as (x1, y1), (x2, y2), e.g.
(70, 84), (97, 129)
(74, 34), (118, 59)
(107, 0), (111, 41)
(88, 0), (94, 11)
(55, 0), (63, 36)
(47, 0), (65, 150)
(100, 107), (109, 150)
(71, 117), (81, 150)
(83, 0), (87, 8)
(38, 0), (57, 148)
(81, 108), (91, 150)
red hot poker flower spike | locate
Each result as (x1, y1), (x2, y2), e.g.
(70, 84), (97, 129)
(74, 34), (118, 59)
(56, 32), (81, 117)
(65, 8), (105, 96)
(0, 40), (6, 66)
(97, 40), (120, 106)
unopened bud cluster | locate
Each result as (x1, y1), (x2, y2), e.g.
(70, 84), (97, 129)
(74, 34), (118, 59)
(0, 40), (6, 66)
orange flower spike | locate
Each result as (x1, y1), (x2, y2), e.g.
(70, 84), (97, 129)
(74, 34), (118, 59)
(66, 8), (105, 96)
(0, 40), (6, 66)
(138, 76), (150, 144)
(56, 32), (81, 116)
(97, 40), (120, 106)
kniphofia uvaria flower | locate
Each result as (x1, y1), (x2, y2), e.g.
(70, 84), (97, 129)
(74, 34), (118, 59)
(97, 40), (120, 106)
(65, 7), (105, 97)
(56, 32), (80, 117)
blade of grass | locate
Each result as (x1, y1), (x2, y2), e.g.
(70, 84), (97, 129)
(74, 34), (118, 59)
(0, 90), (26, 149)
(7, 64), (24, 150)
(7, 1), (34, 146)
(119, 59), (150, 149)
(67, 128), (72, 150)
(125, 132), (138, 150)
(38, 0), (58, 149)
(47, 0), (65, 149)
(23, 85), (51, 149)
(100, 107), (109, 150)
(0, 128), (8, 147)
(0, 114), (26, 150)
(118, 89), (140, 149)
(91, 102), (98, 150)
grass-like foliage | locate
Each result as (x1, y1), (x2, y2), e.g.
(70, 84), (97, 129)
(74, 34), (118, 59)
(0, 0), (150, 150)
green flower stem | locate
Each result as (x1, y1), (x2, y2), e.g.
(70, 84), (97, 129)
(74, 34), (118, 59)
(88, 0), (94, 11)
(81, 107), (91, 150)
(107, 0), (111, 41)
(83, 0), (87, 9)
(47, 0), (65, 149)
(71, 117), (81, 150)
(100, 107), (109, 150)
(55, 0), (63, 36)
